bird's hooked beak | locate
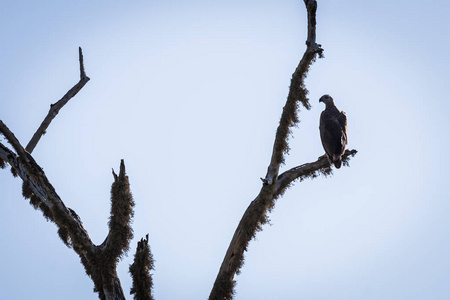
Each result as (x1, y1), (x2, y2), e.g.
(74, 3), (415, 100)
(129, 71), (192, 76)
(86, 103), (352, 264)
(319, 95), (332, 103)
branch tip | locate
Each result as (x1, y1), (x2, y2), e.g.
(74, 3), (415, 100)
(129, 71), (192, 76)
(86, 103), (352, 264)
(112, 168), (118, 181)
(79, 47), (87, 79)
(119, 159), (126, 178)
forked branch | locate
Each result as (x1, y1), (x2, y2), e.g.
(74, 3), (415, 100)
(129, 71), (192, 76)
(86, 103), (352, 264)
(25, 47), (90, 153)
(101, 160), (135, 266)
(209, 1), (357, 300)
(0, 48), (152, 300)
(264, 0), (323, 186)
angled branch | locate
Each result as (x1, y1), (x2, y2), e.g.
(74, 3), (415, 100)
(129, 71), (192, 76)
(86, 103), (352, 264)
(0, 119), (96, 273)
(1, 132), (129, 299)
(25, 47), (90, 153)
(87, 160), (135, 297)
(0, 140), (52, 209)
(209, 188), (274, 300)
(0, 120), (29, 158)
(264, 0), (323, 186)
(275, 149), (358, 197)
(0, 132), (95, 261)
(79, 46), (88, 80)
(2, 48), (132, 300)
(209, 149), (358, 300)
(129, 234), (155, 300)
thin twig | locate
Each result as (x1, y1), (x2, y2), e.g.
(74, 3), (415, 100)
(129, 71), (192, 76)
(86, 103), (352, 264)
(25, 47), (90, 153)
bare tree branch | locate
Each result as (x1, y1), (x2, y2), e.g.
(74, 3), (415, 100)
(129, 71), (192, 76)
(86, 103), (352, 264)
(0, 140), (52, 209)
(0, 131), (95, 258)
(0, 120), (30, 158)
(1, 48), (136, 299)
(275, 149), (358, 197)
(209, 189), (275, 300)
(0, 50), (96, 266)
(79, 46), (88, 79)
(25, 47), (90, 153)
(1, 135), (132, 299)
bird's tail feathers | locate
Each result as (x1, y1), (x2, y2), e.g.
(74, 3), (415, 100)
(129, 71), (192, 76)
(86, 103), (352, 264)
(333, 158), (342, 169)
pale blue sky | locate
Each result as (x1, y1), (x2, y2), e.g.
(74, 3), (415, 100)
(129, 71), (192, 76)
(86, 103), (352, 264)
(1, 1), (449, 299)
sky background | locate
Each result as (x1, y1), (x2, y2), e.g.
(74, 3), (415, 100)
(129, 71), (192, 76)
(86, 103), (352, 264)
(1, 0), (449, 299)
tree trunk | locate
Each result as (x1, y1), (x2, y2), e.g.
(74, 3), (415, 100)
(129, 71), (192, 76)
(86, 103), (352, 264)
(103, 276), (126, 300)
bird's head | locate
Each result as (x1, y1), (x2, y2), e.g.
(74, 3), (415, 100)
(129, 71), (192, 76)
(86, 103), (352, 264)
(319, 94), (334, 106)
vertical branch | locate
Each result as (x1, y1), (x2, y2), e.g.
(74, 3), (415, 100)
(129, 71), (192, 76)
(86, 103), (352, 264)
(105, 159), (135, 260)
(129, 234), (155, 300)
(94, 160), (135, 297)
(79, 46), (87, 79)
(25, 47), (90, 153)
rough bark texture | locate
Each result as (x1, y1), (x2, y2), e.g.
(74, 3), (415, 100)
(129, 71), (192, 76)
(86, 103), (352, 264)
(129, 235), (155, 300)
(209, 1), (356, 299)
(1, 2), (358, 299)
(275, 149), (357, 197)
(102, 276), (126, 300)
(0, 48), (152, 300)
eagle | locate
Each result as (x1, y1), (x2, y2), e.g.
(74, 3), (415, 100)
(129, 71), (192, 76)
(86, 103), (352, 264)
(319, 95), (348, 169)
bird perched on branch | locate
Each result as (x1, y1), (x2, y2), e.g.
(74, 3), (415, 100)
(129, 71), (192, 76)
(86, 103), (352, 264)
(319, 95), (348, 168)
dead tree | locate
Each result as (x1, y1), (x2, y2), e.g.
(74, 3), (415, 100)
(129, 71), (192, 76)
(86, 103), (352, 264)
(0, 48), (154, 300)
(0, 1), (356, 299)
